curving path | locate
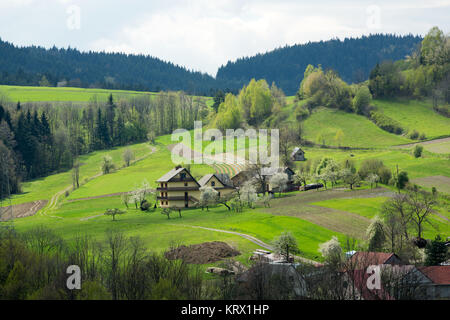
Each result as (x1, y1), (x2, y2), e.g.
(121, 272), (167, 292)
(172, 224), (320, 265)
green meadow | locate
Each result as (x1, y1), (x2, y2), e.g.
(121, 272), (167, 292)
(0, 84), (214, 106)
(311, 196), (449, 240)
(12, 195), (347, 262)
(302, 107), (412, 148)
(2, 87), (449, 266)
(6, 142), (151, 206)
(373, 99), (450, 139)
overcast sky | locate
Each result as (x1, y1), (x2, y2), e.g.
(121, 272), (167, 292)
(0, 0), (449, 76)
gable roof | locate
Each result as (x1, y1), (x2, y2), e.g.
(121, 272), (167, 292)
(418, 266), (450, 285)
(198, 174), (215, 187)
(291, 147), (304, 157)
(198, 173), (234, 188)
(156, 167), (199, 185)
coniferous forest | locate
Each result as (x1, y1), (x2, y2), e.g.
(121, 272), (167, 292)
(216, 34), (423, 95)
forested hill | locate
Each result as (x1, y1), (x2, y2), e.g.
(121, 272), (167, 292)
(0, 34), (422, 96)
(0, 38), (217, 95)
(216, 34), (422, 95)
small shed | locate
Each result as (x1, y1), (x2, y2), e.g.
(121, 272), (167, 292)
(291, 147), (305, 161)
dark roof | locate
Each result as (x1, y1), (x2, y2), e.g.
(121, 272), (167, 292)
(418, 266), (450, 285)
(156, 167), (199, 186)
(198, 173), (234, 188)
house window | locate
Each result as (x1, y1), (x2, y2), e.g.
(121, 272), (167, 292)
(180, 173), (186, 180)
(184, 182), (188, 187)
(211, 181), (215, 187)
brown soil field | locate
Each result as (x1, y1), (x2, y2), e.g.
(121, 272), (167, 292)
(0, 200), (48, 221)
(164, 241), (240, 264)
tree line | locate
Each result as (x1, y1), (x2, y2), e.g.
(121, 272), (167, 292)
(369, 27), (449, 106)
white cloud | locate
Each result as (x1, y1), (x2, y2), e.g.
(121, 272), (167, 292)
(1, 0), (449, 75)
(89, 1), (369, 75)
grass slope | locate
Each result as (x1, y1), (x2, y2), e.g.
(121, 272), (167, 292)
(302, 107), (412, 148)
(13, 195), (346, 262)
(0, 85), (213, 106)
(6, 142), (150, 206)
(311, 196), (449, 239)
(373, 99), (450, 139)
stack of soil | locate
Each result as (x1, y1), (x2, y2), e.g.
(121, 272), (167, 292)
(165, 241), (240, 264)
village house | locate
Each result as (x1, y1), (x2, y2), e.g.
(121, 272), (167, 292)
(291, 147), (305, 161)
(156, 167), (235, 208)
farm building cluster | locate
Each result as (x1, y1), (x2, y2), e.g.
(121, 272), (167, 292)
(156, 147), (311, 208)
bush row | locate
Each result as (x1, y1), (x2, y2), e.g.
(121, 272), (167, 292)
(369, 109), (404, 135)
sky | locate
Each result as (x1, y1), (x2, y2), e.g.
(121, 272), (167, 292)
(0, 0), (449, 76)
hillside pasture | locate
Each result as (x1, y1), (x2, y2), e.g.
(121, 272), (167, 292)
(373, 99), (450, 139)
(5, 142), (151, 206)
(302, 107), (412, 148)
(12, 195), (348, 262)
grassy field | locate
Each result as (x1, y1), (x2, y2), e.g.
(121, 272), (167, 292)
(423, 140), (450, 154)
(0, 84), (214, 106)
(302, 107), (412, 148)
(300, 147), (450, 181)
(311, 196), (449, 240)
(410, 176), (450, 195)
(373, 99), (450, 139)
(2, 88), (449, 266)
(66, 138), (215, 200)
(5, 142), (151, 206)
(12, 195), (346, 262)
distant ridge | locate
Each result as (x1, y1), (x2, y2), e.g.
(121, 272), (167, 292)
(0, 38), (217, 95)
(216, 34), (422, 95)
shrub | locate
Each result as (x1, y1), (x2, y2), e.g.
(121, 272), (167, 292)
(378, 167), (392, 184)
(358, 159), (385, 180)
(419, 133), (427, 140)
(369, 110), (403, 134)
(413, 145), (424, 158)
(408, 130), (419, 140)
(433, 104), (450, 117)
(101, 155), (115, 174)
(140, 200), (151, 211)
(352, 86), (372, 114)
(294, 103), (310, 120)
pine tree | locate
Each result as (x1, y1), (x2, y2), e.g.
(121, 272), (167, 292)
(425, 235), (448, 266)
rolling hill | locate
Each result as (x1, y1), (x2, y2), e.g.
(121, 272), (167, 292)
(217, 34), (422, 95)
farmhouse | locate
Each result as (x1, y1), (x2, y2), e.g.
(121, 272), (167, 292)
(291, 147), (305, 161)
(156, 167), (234, 208)
(230, 170), (252, 188)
